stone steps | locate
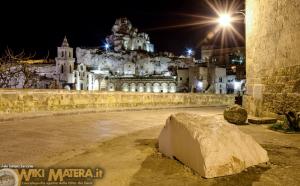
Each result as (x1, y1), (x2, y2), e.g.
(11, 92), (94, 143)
(248, 117), (277, 124)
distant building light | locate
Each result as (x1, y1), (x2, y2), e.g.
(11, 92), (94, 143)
(196, 81), (203, 92)
(233, 80), (241, 90)
(197, 81), (203, 89)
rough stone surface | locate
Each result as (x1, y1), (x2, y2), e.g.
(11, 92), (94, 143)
(159, 113), (269, 178)
(244, 0), (300, 117)
(0, 89), (234, 114)
(224, 104), (248, 125)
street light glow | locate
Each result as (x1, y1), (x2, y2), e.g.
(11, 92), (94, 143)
(187, 49), (193, 56)
(105, 43), (110, 50)
(218, 14), (232, 27)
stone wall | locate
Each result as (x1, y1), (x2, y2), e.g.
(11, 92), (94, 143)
(0, 89), (234, 114)
(244, 0), (300, 117)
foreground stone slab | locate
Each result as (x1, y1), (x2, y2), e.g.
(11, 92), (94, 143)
(159, 113), (269, 178)
(248, 117), (277, 124)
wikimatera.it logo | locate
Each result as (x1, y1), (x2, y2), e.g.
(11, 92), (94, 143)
(0, 165), (104, 186)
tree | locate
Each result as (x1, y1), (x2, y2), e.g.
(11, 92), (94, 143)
(0, 48), (40, 88)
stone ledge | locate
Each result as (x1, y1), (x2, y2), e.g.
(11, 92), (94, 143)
(248, 117), (277, 124)
(0, 89), (235, 115)
(0, 105), (226, 122)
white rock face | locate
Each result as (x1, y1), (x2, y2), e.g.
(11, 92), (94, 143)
(159, 113), (269, 178)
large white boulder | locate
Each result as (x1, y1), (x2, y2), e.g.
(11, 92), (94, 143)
(158, 113), (269, 178)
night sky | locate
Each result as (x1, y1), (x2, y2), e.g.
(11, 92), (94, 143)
(0, 0), (245, 58)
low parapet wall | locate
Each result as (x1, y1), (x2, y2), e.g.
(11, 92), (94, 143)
(0, 89), (235, 114)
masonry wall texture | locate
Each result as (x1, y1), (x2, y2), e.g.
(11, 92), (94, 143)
(0, 89), (234, 114)
(244, 0), (300, 117)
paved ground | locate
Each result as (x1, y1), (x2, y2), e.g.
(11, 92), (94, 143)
(0, 107), (300, 185)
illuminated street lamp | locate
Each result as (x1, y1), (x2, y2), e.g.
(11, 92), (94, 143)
(217, 13), (232, 27)
(217, 10), (245, 28)
(187, 49), (193, 56)
(104, 43), (110, 51)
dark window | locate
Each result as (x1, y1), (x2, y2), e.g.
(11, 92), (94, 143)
(61, 51), (64, 57)
(180, 77), (182, 80)
(61, 65), (64, 73)
(219, 77), (222, 82)
(69, 52), (71, 58)
(69, 65), (72, 73)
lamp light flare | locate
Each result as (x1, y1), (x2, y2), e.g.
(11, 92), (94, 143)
(187, 49), (193, 56)
(218, 14), (232, 27)
(105, 43), (110, 50)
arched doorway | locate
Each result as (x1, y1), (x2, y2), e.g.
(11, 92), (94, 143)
(145, 83), (152, 93)
(130, 83), (136, 92)
(153, 83), (160, 93)
(161, 83), (168, 93)
(137, 83), (144, 92)
(122, 83), (129, 92)
(169, 83), (176, 93)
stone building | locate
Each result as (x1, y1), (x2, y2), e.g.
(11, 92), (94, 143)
(201, 46), (245, 79)
(106, 17), (154, 53)
(55, 37), (95, 90)
(244, 0), (300, 117)
(177, 69), (189, 92)
(201, 46), (246, 94)
(188, 66), (227, 94)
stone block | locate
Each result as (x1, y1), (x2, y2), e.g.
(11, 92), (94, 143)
(224, 104), (248, 125)
(159, 113), (269, 178)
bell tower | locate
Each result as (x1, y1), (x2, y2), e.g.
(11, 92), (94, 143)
(55, 36), (75, 87)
